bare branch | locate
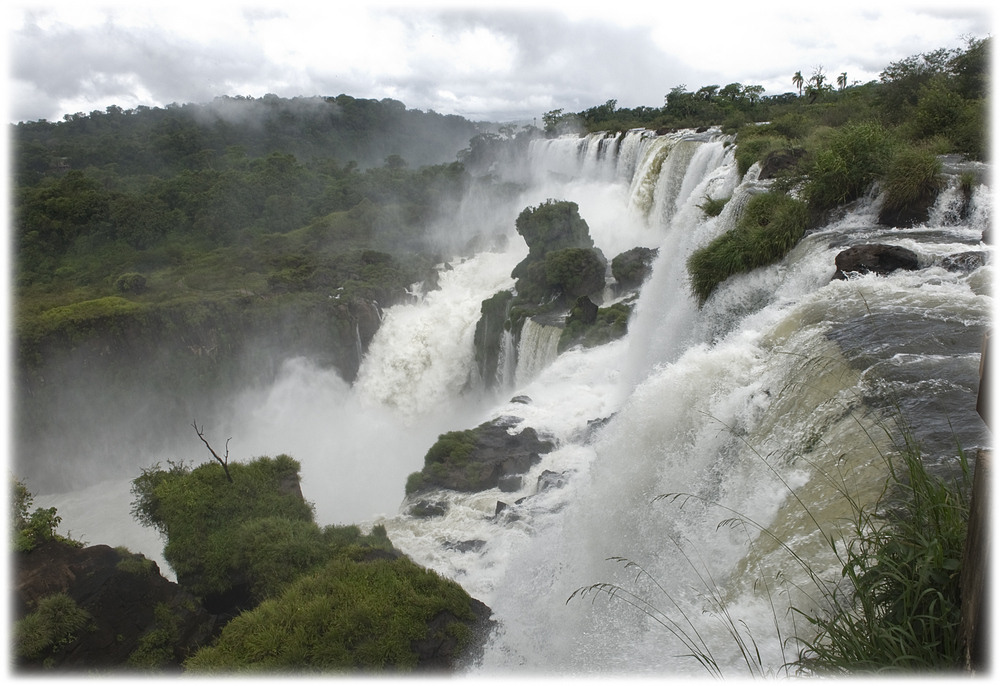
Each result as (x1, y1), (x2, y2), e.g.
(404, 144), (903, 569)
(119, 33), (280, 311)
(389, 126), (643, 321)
(192, 420), (234, 483)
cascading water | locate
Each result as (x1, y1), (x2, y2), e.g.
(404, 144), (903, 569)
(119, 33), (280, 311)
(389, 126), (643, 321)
(35, 125), (990, 676)
(374, 130), (990, 675)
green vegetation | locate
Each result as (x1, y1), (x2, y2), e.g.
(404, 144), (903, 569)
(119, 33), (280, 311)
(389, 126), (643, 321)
(405, 429), (481, 496)
(14, 593), (93, 662)
(130, 454), (483, 671)
(183, 556), (477, 672)
(129, 455), (389, 601)
(696, 195), (730, 218)
(796, 437), (970, 672)
(10, 475), (83, 552)
(125, 603), (181, 670)
(880, 145), (944, 215)
(115, 547), (156, 576)
(687, 192), (808, 304)
(544, 247), (606, 299)
(802, 121), (895, 211)
(559, 302), (631, 353)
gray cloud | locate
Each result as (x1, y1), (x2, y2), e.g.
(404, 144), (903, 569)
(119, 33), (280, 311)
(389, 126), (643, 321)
(7, 5), (993, 125)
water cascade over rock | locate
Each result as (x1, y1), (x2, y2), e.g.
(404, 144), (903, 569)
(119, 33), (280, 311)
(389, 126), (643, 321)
(35, 126), (990, 676)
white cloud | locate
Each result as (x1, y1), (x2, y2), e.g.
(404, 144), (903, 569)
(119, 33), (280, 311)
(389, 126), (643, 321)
(5, 1), (994, 124)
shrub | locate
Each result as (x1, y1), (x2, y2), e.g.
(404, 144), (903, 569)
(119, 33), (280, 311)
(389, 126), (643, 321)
(183, 556), (477, 672)
(15, 593), (93, 660)
(11, 475), (83, 552)
(803, 121), (895, 211)
(696, 195), (730, 217)
(130, 455), (317, 598)
(880, 146), (943, 214)
(544, 248), (606, 299)
(687, 192), (808, 305)
(734, 134), (787, 177)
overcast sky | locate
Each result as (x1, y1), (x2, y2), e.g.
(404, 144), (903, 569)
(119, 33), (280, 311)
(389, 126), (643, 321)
(5, 1), (994, 125)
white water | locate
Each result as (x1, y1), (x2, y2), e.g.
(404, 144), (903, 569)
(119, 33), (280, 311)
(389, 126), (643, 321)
(36, 128), (991, 676)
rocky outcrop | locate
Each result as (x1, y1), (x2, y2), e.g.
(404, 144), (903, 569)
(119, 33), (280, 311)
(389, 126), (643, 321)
(13, 541), (217, 672)
(405, 418), (555, 496)
(833, 244), (920, 280)
(611, 247), (659, 291)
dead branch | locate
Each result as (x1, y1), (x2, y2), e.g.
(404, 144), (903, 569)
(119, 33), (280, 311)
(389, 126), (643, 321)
(192, 420), (234, 483)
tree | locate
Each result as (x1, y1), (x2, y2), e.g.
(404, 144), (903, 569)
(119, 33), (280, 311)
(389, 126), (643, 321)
(793, 71), (805, 96)
(838, 72), (848, 90)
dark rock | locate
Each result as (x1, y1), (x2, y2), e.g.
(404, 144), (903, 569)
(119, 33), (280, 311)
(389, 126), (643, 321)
(410, 500), (448, 518)
(444, 540), (486, 554)
(833, 244), (921, 280)
(573, 296), (599, 326)
(941, 251), (987, 272)
(758, 148), (805, 180)
(492, 415), (523, 429)
(498, 475), (522, 492)
(13, 541), (217, 671)
(494, 501), (508, 517)
(510, 395), (532, 405)
(411, 418), (555, 495)
(612, 247), (659, 291)
(537, 470), (568, 493)
(878, 187), (940, 228)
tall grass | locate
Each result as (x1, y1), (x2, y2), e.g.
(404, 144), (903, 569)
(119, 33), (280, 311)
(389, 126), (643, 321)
(687, 191), (808, 305)
(570, 406), (972, 675)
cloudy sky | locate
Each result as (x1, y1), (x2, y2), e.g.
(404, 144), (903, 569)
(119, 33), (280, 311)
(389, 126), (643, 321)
(5, 1), (994, 125)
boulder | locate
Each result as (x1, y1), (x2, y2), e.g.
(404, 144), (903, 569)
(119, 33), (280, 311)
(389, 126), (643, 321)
(941, 251), (987, 272)
(13, 541), (217, 671)
(536, 470), (568, 492)
(833, 244), (920, 280)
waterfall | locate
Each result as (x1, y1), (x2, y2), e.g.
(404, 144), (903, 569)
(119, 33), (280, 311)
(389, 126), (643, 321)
(36, 125), (990, 677)
(514, 318), (564, 387)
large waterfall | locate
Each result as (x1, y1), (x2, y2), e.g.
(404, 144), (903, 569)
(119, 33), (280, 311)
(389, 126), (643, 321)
(37, 128), (991, 676)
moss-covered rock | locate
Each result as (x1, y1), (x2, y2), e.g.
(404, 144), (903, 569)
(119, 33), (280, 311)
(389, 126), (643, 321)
(405, 418), (554, 496)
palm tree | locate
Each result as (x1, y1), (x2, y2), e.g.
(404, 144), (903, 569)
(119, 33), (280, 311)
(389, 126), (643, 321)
(792, 71), (804, 96)
(837, 72), (847, 90)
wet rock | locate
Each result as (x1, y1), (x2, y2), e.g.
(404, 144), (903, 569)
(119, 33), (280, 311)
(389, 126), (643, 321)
(410, 500), (448, 518)
(444, 540), (486, 554)
(941, 251), (987, 272)
(833, 244), (920, 280)
(510, 395), (532, 405)
(537, 470), (568, 493)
